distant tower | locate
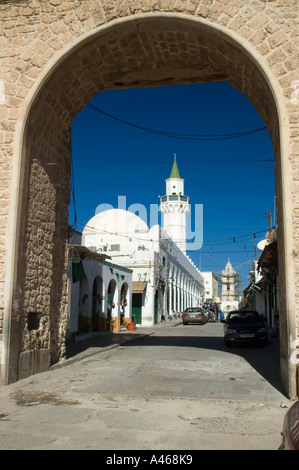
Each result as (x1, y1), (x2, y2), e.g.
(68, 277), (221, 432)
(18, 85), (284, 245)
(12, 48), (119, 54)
(221, 259), (239, 315)
(160, 155), (189, 253)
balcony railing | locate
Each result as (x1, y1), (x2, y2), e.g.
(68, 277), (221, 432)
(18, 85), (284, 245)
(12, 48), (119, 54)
(161, 195), (189, 203)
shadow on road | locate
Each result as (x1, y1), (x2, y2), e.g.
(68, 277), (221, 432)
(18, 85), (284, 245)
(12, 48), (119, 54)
(132, 333), (284, 395)
(66, 327), (285, 397)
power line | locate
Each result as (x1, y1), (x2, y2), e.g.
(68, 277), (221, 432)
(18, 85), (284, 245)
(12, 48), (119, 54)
(196, 250), (256, 253)
(75, 220), (267, 246)
(73, 158), (273, 165)
(202, 229), (266, 243)
(86, 103), (267, 141)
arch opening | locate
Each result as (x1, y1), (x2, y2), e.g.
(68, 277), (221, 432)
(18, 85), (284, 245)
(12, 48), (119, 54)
(5, 14), (296, 397)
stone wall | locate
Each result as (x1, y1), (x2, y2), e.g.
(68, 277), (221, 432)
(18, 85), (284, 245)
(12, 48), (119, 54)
(0, 0), (298, 395)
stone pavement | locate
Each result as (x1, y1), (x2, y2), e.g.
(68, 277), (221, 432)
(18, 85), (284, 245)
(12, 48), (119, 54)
(0, 321), (291, 451)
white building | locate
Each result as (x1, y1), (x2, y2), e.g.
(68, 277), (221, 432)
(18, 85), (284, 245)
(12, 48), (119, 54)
(68, 244), (133, 334)
(201, 271), (219, 303)
(220, 259), (239, 316)
(240, 228), (279, 328)
(82, 158), (205, 326)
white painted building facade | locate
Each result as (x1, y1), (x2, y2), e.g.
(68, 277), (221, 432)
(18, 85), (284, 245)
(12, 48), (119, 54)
(67, 243), (133, 334)
(82, 209), (204, 326)
(201, 271), (219, 303)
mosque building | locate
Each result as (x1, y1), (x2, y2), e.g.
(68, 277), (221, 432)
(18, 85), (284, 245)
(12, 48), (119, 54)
(68, 157), (205, 332)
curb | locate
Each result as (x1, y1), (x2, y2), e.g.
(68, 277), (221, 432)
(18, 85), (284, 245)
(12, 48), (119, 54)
(51, 322), (182, 371)
(51, 331), (155, 370)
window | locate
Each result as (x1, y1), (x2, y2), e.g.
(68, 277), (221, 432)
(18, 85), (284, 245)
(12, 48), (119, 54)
(28, 312), (42, 331)
(110, 244), (120, 251)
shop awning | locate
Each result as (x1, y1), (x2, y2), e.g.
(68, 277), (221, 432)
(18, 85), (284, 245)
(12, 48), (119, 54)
(257, 240), (278, 269)
(69, 245), (111, 261)
(132, 281), (148, 293)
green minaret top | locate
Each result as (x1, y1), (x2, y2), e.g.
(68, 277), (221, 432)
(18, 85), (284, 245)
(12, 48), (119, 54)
(170, 155), (180, 179)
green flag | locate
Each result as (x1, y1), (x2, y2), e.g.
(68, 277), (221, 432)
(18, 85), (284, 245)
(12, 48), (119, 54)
(72, 261), (86, 283)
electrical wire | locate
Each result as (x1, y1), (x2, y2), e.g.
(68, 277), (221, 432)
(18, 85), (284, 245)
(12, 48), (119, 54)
(194, 250), (256, 253)
(201, 229), (266, 243)
(76, 219), (267, 246)
(73, 158), (274, 165)
(86, 103), (267, 141)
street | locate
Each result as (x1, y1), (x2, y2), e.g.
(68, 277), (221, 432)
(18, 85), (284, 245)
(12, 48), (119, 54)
(0, 322), (291, 451)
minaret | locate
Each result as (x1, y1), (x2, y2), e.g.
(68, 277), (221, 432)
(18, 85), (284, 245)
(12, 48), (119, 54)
(160, 155), (189, 253)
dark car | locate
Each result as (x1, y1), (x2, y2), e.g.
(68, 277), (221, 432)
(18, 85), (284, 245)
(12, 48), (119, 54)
(182, 307), (207, 325)
(222, 310), (268, 346)
(279, 401), (299, 450)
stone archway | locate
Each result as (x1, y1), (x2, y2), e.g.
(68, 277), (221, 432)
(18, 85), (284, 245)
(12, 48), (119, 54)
(1, 9), (298, 397)
(92, 275), (104, 331)
(107, 278), (118, 330)
(120, 281), (129, 325)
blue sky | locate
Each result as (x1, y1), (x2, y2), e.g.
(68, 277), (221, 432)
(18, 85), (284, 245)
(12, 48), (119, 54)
(70, 81), (275, 292)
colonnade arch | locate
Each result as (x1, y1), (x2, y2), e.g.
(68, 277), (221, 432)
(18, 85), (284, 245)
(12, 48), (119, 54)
(167, 262), (203, 314)
(1, 9), (297, 397)
(72, 270), (130, 334)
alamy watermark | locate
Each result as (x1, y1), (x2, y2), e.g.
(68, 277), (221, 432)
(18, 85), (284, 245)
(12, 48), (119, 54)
(95, 195), (203, 251)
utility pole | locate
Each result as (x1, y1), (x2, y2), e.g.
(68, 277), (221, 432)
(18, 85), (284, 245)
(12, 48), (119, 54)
(267, 209), (272, 234)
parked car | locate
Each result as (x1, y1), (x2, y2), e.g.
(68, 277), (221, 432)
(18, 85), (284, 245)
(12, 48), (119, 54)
(182, 307), (207, 325)
(279, 401), (299, 450)
(221, 310), (268, 346)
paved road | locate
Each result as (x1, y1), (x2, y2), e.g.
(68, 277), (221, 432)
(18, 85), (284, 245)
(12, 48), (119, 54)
(0, 322), (291, 451)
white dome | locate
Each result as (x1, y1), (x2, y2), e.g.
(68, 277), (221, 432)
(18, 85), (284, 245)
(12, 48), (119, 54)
(83, 208), (149, 236)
